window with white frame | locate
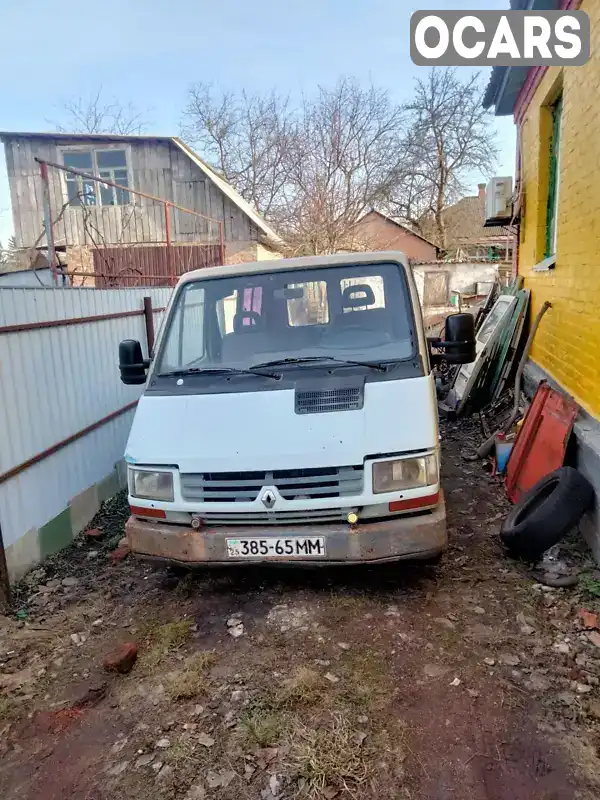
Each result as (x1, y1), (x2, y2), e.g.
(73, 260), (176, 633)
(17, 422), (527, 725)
(62, 148), (131, 206)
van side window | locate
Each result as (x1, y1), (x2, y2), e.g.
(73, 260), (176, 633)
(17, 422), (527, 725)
(340, 275), (385, 312)
(161, 284), (205, 369)
(287, 281), (329, 326)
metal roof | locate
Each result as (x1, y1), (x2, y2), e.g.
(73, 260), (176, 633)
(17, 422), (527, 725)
(176, 250), (410, 284)
(0, 131), (171, 142)
(482, 0), (561, 115)
(0, 131), (282, 247)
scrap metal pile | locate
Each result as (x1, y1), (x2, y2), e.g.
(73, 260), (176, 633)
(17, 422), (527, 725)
(437, 280), (596, 573)
(440, 277), (532, 417)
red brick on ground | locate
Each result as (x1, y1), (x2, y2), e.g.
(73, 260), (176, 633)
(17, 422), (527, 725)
(103, 643), (137, 674)
(109, 545), (130, 563)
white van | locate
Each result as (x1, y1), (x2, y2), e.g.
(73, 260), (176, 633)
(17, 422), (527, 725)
(119, 252), (474, 566)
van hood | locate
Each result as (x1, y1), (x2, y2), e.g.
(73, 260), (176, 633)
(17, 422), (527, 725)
(125, 376), (439, 472)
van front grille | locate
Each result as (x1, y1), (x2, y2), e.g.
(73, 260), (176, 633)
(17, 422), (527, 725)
(179, 465), (364, 503)
(198, 508), (347, 525)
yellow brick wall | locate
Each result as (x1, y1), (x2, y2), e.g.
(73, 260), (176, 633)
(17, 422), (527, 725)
(519, 0), (600, 418)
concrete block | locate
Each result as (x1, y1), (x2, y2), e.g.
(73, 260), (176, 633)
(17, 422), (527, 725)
(115, 459), (128, 490)
(574, 417), (600, 565)
(69, 484), (100, 535)
(38, 507), (73, 559)
(5, 527), (41, 582)
(97, 470), (120, 504)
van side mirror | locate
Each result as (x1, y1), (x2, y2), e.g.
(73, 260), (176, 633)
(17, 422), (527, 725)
(428, 313), (476, 365)
(119, 339), (149, 385)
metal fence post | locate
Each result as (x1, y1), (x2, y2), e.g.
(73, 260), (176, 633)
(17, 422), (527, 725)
(143, 296), (155, 356)
(39, 161), (58, 286)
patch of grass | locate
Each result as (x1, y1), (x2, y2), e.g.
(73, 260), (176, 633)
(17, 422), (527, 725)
(166, 651), (216, 701)
(350, 649), (389, 680)
(276, 667), (324, 709)
(239, 706), (287, 747)
(144, 619), (193, 667)
(286, 712), (369, 798)
(580, 573), (600, 599)
(326, 593), (367, 622)
(0, 694), (19, 722)
(340, 649), (390, 710)
(162, 737), (207, 794)
(173, 571), (202, 597)
(166, 738), (196, 765)
(328, 591), (365, 609)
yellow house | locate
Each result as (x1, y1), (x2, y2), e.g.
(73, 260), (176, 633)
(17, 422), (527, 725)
(484, 0), (600, 561)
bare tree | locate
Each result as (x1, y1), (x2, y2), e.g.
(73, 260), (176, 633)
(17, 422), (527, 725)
(389, 68), (498, 247)
(182, 78), (408, 254)
(50, 88), (150, 135)
(180, 71), (497, 254)
(278, 78), (408, 255)
(0, 235), (19, 271)
(181, 83), (295, 217)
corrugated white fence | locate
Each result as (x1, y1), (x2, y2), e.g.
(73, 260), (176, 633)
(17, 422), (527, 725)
(0, 286), (172, 582)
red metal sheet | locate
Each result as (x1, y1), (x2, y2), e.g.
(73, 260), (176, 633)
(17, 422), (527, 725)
(505, 380), (578, 504)
(91, 245), (223, 287)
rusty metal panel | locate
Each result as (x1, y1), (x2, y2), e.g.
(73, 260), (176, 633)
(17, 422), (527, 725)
(0, 286), (171, 550)
(505, 380), (579, 504)
(91, 244), (222, 287)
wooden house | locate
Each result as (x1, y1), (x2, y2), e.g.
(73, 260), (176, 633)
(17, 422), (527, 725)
(0, 132), (282, 280)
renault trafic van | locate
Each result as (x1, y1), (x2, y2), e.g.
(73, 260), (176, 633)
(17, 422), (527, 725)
(118, 252), (474, 565)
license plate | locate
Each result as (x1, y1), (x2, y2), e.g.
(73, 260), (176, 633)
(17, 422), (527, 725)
(226, 537), (326, 558)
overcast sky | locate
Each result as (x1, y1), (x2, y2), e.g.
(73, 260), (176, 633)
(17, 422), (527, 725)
(0, 0), (516, 244)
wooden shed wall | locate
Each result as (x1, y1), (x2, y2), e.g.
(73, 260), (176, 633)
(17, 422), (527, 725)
(3, 136), (261, 249)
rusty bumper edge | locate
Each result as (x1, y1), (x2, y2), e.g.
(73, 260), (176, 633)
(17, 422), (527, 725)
(126, 494), (447, 565)
(133, 548), (444, 568)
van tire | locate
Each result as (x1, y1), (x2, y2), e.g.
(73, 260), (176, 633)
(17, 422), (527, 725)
(500, 467), (594, 562)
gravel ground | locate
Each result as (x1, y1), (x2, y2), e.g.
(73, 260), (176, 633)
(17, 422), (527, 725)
(1, 420), (600, 800)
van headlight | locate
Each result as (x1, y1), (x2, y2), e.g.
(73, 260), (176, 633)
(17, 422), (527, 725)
(129, 469), (174, 502)
(372, 455), (438, 494)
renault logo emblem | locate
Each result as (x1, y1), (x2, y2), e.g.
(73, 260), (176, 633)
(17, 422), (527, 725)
(261, 489), (276, 509)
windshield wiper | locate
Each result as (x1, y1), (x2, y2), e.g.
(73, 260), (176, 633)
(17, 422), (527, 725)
(250, 356), (387, 372)
(158, 366), (280, 380)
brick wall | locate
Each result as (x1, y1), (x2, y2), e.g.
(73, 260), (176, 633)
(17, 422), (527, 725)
(66, 245), (95, 287)
(518, 0), (600, 418)
(353, 212), (437, 261)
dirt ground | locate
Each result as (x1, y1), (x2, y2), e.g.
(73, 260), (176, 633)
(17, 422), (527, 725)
(2, 420), (600, 800)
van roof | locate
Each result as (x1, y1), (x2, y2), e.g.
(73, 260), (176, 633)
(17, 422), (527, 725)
(178, 251), (410, 285)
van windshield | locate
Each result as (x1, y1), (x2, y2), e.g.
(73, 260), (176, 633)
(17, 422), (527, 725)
(156, 262), (416, 375)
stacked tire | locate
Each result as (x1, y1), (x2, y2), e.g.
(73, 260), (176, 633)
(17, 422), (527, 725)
(500, 467), (594, 562)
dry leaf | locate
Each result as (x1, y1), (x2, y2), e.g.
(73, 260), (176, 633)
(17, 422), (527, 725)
(579, 609), (599, 630)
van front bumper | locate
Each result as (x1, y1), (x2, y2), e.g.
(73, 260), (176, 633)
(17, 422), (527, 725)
(125, 494), (446, 566)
